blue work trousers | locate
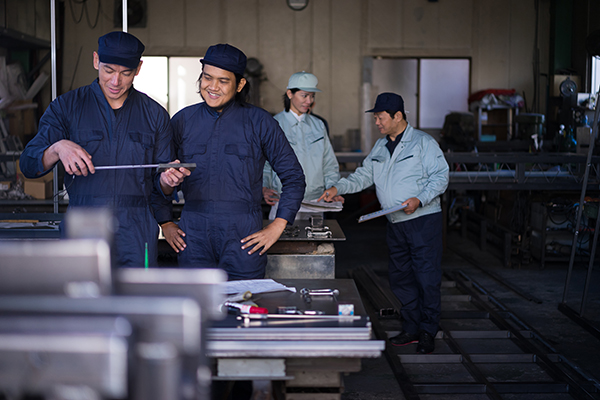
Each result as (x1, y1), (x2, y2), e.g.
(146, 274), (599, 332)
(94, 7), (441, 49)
(177, 201), (266, 280)
(387, 212), (443, 336)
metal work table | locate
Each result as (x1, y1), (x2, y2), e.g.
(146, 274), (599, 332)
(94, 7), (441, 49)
(207, 279), (384, 398)
(0, 212), (62, 239)
(265, 220), (346, 279)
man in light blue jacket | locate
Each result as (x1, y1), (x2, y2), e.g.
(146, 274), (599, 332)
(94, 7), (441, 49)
(319, 93), (449, 354)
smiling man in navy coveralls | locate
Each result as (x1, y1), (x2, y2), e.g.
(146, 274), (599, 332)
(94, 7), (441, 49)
(320, 93), (449, 354)
(157, 44), (305, 280)
(19, 31), (189, 267)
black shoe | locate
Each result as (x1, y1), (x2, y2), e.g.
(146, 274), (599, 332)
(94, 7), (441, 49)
(389, 331), (419, 346)
(416, 331), (435, 354)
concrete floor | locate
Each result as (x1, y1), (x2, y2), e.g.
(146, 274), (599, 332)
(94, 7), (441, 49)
(331, 196), (600, 400)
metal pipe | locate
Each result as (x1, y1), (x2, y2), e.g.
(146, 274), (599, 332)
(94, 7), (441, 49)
(122, 0), (128, 32)
(51, 0), (58, 214)
(580, 207), (600, 316)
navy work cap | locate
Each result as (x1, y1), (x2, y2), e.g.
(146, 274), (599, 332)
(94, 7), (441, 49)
(201, 44), (247, 76)
(98, 31), (145, 69)
(366, 92), (405, 114)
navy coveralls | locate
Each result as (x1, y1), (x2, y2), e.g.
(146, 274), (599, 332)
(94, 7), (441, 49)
(20, 80), (174, 267)
(153, 101), (305, 280)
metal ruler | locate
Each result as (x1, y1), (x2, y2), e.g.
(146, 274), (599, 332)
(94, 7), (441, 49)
(94, 162), (196, 173)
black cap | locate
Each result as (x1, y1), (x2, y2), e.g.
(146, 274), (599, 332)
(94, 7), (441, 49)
(365, 92), (405, 114)
(98, 31), (145, 69)
(201, 44), (247, 76)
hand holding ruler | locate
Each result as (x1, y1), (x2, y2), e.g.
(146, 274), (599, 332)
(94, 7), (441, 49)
(358, 203), (407, 223)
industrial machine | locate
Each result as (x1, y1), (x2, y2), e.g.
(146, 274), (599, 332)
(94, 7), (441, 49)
(265, 217), (346, 279)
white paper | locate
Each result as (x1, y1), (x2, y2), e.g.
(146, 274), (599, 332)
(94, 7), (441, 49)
(358, 203), (407, 223)
(220, 279), (297, 295)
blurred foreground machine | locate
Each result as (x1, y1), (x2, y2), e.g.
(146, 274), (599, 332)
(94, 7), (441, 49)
(0, 238), (382, 400)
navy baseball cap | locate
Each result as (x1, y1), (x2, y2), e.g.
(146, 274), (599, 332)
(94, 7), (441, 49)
(201, 44), (247, 76)
(97, 31), (145, 69)
(365, 92), (405, 114)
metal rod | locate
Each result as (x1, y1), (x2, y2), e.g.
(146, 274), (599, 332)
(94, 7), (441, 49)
(238, 314), (360, 320)
(122, 0), (128, 32)
(94, 164), (159, 170)
(51, 0), (58, 214)
(562, 90), (600, 304)
(580, 210), (600, 316)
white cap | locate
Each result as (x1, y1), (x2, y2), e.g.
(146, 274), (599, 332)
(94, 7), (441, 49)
(287, 71), (322, 92)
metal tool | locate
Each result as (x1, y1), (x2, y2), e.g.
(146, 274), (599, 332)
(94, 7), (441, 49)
(94, 162), (197, 173)
(300, 288), (339, 296)
(305, 225), (332, 238)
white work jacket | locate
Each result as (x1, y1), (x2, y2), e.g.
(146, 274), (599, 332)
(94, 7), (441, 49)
(336, 124), (449, 223)
(263, 110), (340, 201)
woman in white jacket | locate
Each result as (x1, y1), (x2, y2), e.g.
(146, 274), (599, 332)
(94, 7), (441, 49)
(263, 71), (343, 220)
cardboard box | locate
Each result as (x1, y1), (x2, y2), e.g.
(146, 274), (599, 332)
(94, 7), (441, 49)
(23, 171), (53, 200)
(5, 100), (38, 145)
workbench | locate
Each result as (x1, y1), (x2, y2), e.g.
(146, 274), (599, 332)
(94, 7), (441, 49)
(265, 220), (346, 279)
(207, 278), (384, 399)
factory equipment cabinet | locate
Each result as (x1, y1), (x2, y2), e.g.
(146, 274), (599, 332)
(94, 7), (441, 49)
(476, 104), (518, 141)
(530, 202), (581, 268)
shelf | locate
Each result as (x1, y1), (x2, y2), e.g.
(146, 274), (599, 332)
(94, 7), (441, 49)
(476, 105), (518, 141)
(0, 28), (50, 50)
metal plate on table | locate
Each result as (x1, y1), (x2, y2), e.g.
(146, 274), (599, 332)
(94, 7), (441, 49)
(265, 219), (345, 241)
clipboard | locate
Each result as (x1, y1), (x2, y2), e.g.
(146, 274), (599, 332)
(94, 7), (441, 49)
(358, 203), (407, 223)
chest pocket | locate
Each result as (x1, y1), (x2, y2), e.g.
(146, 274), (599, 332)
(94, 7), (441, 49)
(128, 131), (155, 150)
(372, 156), (386, 182)
(127, 131), (156, 165)
(225, 143), (253, 161)
(310, 136), (325, 145)
(70, 130), (104, 155)
(182, 144), (207, 160)
(396, 154), (414, 163)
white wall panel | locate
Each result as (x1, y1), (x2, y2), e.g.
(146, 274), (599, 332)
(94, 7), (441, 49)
(403, 0), (440, 49)
(48, 0), (547, 144)
(330, 0), (361, 139)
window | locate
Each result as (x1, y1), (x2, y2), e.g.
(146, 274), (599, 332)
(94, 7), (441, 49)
(135, 56), (203, 116)
(363, 57), (471, 150)
(591, 56), (600, 95)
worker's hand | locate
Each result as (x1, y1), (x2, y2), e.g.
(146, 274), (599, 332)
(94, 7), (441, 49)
(402, 197), (421, 215)
(160, 160), (191, 195)
(48, 140), (95, 176)
(262, 187), (280, 206)
(240, 217), (287, 256)
(161, 221), (187, 253)
(317, 187), (338, 202)
(332, 195), (345, 204)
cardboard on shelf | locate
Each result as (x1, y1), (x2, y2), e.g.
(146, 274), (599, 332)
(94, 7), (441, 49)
(16, 160), (54, 200)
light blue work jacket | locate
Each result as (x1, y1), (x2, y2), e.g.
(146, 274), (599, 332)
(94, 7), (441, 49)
(263, 110), (340, 201)
(335, 124), (449, 223)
